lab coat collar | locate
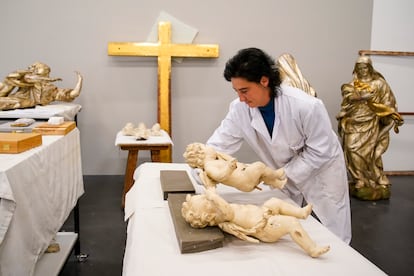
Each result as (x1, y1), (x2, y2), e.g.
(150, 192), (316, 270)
(249, 107), (274, 142)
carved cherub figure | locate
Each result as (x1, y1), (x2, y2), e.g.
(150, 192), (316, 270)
(183, 142), (287, 192)
(182, 190), (330, 258)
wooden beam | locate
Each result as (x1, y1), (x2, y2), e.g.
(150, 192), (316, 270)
(359, 50), (414, 56)
(385, 171), (414, 176)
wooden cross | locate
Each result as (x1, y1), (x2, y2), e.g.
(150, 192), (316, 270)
(108, 21), (219, 162)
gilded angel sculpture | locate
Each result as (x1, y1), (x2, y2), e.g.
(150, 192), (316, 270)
(0, 62), (83, 110)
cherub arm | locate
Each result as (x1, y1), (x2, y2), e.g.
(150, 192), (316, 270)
(199, 171), (219, 190)
(24, 74), (62, 84)
(204, 157), (237, 183)
(201, 146), (237, 182)
(205, 189), (234, 220)
(215, 151), (237, 162)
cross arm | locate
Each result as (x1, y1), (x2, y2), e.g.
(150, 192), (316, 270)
(108, 42), (219, 58)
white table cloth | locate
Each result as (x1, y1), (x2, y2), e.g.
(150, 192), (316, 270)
(0, 128), (84, 276)
(0, 102), (81, 121)
(122, 162), (386, 276)
(115, 130), (173, 146)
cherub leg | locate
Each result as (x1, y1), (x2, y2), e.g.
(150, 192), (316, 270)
(263, 198), (312, 219)
(269, 216), (330, 258)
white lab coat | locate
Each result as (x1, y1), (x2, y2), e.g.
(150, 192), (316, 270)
(207, 85), (352, 243)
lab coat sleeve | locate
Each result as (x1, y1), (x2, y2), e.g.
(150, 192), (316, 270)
(284, 99), (339, 185)
(206, 100), (244, 154)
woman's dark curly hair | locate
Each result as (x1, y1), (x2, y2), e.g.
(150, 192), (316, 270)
(223, 48), (282, 97)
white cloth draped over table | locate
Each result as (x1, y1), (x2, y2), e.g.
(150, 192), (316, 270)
(0, 128), (84, 276)
(122, 162), (386, 276)
(0, 102), (81, 121)
(115, 130), (173, 146)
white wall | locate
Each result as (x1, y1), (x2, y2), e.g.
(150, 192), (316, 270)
(371, 0), (414, 171)
(0, 0), (373, 175)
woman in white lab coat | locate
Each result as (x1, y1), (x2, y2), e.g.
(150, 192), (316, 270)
(207, 48), (351, 244)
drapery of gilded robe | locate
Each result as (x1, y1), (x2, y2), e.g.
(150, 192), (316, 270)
(337, 77), (403, 188)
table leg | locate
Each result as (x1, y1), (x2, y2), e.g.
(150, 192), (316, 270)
(122, 149), (138, 208)
(73, 201), (88, 261)
(150, 150), (161, 162)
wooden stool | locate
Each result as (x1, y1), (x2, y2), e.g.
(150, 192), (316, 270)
(115, 131), (172, 208)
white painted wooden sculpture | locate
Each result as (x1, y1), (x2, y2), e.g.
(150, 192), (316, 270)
(182, 189), (330, 258)
(121, 122), (162, 140)
(183, 142), (287, 192)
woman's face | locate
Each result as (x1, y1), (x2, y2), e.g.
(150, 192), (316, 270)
(231, 76), (271, 108)
(355, 63), (371, 79)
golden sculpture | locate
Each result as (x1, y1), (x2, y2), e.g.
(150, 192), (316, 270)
(0, 62), (83, 110)
(276, 53), (317, 97)
(108, 21), (219, 162)
(337, 56), (403, 200)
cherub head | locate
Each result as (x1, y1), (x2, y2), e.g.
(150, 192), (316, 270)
(181, 194), (220, 228)
(30, 62), (51, 77)
(183, 143), (207, 169)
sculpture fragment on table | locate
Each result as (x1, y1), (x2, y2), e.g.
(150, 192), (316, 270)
(181, 189), (330, 258)
(183, 142), (287, 192)
(336, 55), (404, 200)
(121, 122), (162, 140)
(0, 62), (83, 111)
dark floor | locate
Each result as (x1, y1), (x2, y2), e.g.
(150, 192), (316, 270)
(59, 175), (414, 276)
(59, 175), (127, 276)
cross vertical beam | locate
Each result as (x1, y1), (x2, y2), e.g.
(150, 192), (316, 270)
(108, 21), (219, 162)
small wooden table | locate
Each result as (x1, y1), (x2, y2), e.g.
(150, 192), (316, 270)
(115, 131), (172, 208)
